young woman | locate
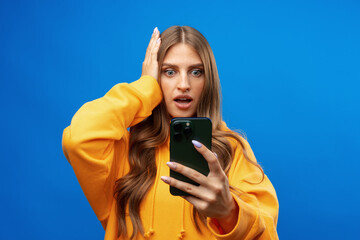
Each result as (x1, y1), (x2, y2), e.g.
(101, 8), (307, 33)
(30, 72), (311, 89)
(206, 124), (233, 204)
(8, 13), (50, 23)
(62, 26), (279, 240)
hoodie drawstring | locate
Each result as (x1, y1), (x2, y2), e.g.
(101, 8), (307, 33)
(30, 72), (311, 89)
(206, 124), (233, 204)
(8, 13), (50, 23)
(178, 199), (186, 239)
(145, 143), (187, 239)
(144, 151), (161, 238)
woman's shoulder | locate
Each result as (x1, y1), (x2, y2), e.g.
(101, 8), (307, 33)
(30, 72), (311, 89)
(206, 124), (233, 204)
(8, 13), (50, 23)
(219, 121), (250, 149)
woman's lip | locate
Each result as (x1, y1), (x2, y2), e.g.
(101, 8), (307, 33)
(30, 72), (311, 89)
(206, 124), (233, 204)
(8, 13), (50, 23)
(174, 95), (193, 101)
(174, 100), (192, 110)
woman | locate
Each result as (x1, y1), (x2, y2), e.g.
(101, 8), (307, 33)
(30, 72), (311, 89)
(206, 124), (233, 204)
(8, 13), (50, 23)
(62, 26), (279, 240)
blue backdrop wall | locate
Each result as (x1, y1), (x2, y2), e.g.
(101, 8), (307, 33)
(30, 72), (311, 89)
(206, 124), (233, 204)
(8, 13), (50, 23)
(1, 0), (359, 239)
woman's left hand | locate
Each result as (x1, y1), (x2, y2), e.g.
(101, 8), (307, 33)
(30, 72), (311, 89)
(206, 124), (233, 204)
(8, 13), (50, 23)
(161, 140), (239, 230)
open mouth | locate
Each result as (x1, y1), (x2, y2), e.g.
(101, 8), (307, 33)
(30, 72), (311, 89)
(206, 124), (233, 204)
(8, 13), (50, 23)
(173, 95), (193, 109)
(174, 97), (193, 104)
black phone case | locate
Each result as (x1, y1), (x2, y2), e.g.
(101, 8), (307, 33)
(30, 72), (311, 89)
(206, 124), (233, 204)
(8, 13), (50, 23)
(169, 117), (212, 196)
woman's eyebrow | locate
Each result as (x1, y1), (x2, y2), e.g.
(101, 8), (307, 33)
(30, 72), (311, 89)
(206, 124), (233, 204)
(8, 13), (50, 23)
(162, 63), (204, 68)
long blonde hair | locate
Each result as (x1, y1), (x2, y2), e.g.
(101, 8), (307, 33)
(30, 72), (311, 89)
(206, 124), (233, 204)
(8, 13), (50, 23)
(114, 26), (264, 239)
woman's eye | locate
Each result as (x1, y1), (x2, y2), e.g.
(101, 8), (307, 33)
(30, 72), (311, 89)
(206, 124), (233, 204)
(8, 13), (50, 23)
(191, 69), (203, 77)
(164, 70), (175, 76)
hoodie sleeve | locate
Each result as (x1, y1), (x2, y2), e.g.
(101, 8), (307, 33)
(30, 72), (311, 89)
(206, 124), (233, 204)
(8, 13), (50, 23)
(207, 137), (279, 240)
(62, 75), (162, 223)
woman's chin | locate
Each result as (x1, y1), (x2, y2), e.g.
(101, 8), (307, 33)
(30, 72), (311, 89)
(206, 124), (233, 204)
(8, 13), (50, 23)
(168, 111), (196, 119)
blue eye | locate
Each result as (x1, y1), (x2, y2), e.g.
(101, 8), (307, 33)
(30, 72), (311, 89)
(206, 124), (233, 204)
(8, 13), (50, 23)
(164, 70), (175, 76)
(192, 69), (203, 77)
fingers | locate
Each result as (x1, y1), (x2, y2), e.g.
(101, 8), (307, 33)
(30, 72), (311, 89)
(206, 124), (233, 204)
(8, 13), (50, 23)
(146, 28), (157, 53)
(152, 37), (161, 61)
(166, 162), (207, 186)
(142, 27), (161, 80)
(145, 27), (160, 63)
(160, 175), (205, 199)
(192, 140), (223, 174)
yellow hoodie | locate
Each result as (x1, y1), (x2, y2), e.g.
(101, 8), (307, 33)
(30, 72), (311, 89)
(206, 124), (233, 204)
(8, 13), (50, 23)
(62, 75), (279, 240)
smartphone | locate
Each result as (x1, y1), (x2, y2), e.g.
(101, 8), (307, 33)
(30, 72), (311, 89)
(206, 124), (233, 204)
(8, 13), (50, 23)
(169, 117), (212, 196)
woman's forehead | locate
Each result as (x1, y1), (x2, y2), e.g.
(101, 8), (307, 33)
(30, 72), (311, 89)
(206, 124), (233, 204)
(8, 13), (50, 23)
(163, 43), (203, 67)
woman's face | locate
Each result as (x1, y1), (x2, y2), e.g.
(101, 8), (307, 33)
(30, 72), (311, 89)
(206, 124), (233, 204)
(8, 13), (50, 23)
(160, 43), (205, 118)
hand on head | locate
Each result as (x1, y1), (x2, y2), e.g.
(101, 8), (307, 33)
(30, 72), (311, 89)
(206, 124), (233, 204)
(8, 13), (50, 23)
(141, 27), (161, 80)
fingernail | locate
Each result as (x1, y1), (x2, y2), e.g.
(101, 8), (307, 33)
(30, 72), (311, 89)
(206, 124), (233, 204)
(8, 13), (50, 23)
(153, 27), (157, 33)
(160, 176), (170, 184)
(192, 140), (202, 148)
(166, 161), (177, 169)
(155, 27), (158, 33)
(156, 38), (161, 44)
(214, 152), (218, 159)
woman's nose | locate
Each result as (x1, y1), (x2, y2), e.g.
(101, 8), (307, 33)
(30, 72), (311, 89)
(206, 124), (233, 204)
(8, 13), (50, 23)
(177, 72), (190, 92)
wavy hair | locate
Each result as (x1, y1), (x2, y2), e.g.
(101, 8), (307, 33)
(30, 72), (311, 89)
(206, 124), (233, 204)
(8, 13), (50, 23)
(114, 26), (264, 239)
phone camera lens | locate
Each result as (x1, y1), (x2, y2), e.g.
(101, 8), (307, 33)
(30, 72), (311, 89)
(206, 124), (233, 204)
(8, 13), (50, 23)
(183, 127), (192, 139)
(174, 132), (182, 141)
(173, 122), (182, 132)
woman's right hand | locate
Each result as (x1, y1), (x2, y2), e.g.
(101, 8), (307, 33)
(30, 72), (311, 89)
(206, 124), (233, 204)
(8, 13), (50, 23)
(141, 27), (161, 80)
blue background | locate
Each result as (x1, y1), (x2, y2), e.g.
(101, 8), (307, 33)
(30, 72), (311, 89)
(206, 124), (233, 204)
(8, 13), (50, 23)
(1, 0), (359, 239)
